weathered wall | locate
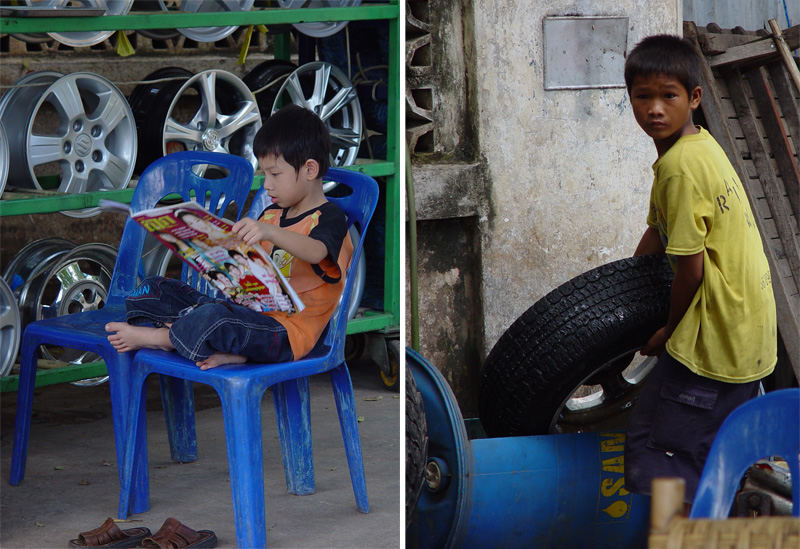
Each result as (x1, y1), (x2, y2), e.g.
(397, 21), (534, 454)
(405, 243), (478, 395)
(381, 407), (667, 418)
(474, 1), (682, 353)
(408, 1), (683, 412)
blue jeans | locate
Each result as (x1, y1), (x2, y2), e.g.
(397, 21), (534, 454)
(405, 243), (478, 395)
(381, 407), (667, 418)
(125, 276), (293, 363)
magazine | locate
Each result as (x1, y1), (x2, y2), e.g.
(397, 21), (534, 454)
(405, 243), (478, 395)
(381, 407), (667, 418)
(100, 199), (304, 314)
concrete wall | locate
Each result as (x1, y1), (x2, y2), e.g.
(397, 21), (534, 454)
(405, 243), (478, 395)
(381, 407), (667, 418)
(474, 1), (681, 350)
(408, 1), (683, 414)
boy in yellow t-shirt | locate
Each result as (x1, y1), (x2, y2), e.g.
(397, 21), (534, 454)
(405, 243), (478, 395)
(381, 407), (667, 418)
(622, 35), (777, 503)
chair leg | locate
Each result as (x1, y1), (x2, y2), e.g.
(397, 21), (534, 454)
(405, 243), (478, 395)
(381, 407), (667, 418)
(329, 363), (369, 513)
(219, 383), (269, 548)
(118, 368), (152, 519)
(105, 353), (150, 515)
(9, 336), (39, 485)
(158, 375), (198, 463)
(272, 378), (315, 495)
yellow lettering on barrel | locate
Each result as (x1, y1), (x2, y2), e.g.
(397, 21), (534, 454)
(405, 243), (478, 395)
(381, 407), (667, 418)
(600, 433), (625, 453)
(602, 500), (629, 519)
(600, 477), (630, 497)
(601, 455), (624, 473)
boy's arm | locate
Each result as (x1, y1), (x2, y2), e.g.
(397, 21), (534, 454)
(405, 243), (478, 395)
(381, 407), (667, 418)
(634, 226), (665, 256)
(641, 251), (704, 356)
(232, 217), (328, 264)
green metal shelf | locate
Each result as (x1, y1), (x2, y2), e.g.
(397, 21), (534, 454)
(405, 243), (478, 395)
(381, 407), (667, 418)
(0, 2), (401, 390)
(0, 5), (399, 34)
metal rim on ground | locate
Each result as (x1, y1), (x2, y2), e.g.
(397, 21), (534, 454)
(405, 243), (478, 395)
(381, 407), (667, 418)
(550, 352), (657, 433)
(278, 0), (362, 38)
(22, 0), (134, 47)
(272, 61), (363, 171)
(164, 0), (254, 43)
(18, 243), (118, 386)
(0, 278), (22, 377)
(0, 121), (8, 198)
(163, 70), (262, 172)
(16, 73), (137, 217)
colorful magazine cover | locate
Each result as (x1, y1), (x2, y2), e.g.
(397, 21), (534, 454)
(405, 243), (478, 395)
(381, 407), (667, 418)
(101, 199), (304, 313)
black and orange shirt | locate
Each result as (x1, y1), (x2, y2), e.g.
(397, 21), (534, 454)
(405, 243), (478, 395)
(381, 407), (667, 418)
(258, 201), (353, 359)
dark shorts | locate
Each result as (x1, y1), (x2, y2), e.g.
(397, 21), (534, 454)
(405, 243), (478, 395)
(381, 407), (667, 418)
(125, 276), (293, 363)
(624, 352), (760, 502)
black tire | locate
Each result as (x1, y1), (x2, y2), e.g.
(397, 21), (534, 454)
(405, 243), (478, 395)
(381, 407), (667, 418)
(406, 367), (428, 529)
(479, 255), (673, 437)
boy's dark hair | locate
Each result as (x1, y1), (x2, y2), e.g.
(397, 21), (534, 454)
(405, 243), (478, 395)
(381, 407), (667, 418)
(253, 104), (331, 177)
(624, 34), (702, 94)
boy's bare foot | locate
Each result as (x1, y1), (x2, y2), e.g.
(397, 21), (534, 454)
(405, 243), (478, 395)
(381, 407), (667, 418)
(197, 352), (247, 370)
(105, 322), (174, 353)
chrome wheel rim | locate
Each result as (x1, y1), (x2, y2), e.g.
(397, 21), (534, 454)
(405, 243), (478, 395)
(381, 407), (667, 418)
(0, 278), (22, 377)
(272, 61), (362, 170)
(2, 238), (78, 299)
(2, 72), (137, 217)
(243, 59), (298, 122)
(279, 0), (362, 38)
(164, 70), (261, 171)
(18, 243), (117, 386)
(22, 0), (134, 47)
(166, 0), (254, 42)
(0, 71), (63, 191)
(549, 352), (657, 433)
(32, 73), (137, 217)
(0, 121), (8, 197)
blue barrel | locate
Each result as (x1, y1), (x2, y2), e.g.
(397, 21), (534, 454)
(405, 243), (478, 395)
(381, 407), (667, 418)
(407, 348), (650, 549)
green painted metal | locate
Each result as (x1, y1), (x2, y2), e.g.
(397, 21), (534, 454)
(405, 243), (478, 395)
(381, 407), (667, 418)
(0, 362), (108, 392)
(0, 6), (399, 34)
(0, 2), (401, 390)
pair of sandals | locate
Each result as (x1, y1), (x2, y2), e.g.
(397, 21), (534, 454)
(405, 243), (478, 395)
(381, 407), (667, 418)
(69, 517), (217, 549)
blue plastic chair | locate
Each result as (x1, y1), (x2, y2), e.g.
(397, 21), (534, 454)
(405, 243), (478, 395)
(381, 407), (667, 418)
(689, 388), (800, 518)
(117, 168), (378, 547)
(9, 151), (255, 514)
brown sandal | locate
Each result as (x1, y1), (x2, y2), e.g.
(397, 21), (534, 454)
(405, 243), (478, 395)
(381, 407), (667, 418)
(68, 517), (151, 548)
(140, 517), (217, 549)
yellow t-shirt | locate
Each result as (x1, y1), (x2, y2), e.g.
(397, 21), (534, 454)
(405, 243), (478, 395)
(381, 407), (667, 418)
(646, 127), (776, 382)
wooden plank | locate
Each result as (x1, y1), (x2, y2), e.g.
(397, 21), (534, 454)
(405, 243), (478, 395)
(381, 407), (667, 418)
(768, 19), (800, 94)
(698, 31), (764, 55)
(725, 68), (800, 280)
(747, 66), (800, 218)
(707, 25), (800, 68)
(767, 62), (800, 144)
(688, 23), (800, 379)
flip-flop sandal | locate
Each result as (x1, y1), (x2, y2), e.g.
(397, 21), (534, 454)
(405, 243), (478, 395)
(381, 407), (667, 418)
(69, 517), (151, 548)
(140, 517), (217, 549)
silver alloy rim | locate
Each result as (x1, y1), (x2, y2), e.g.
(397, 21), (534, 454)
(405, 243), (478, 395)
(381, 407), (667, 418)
(0, 121), (8, 198)
(272, 62), (363, 170)
(164, 0), (254, 43)
(163, 70), (261, 171)
(0, 278), (22, 377)
(23, 0), (134, 47)
(3, 72), (138, 218)
(278, 0), (362, 38)
(550, 353), (657, 433)
(2, 238), (78, 301)
(17, 243), (117, 386)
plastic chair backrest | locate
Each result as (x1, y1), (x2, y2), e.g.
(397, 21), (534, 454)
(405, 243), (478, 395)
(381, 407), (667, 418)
(108, 151), (254, 304)
(689, 388), (800, 518)
(247, 167), (379, 357)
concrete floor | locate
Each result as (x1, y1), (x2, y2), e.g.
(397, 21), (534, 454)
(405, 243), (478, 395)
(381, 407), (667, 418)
(0, 358), (401, 549)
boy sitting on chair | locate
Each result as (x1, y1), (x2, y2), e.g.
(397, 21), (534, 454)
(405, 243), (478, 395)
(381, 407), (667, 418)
(106, 105), (353, 370)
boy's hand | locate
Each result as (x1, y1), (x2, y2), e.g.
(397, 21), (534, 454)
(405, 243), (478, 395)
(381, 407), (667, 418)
(641, 326), (669, 356)
(232, 217), (274, 245)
